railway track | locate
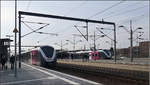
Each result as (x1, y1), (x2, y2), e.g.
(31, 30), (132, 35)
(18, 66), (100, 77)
(49, 62), (149, 85)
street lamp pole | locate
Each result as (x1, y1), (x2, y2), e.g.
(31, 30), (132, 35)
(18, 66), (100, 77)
(114, 24), (117, 63)
(13, 0), (18, 77)
(119, 20), (143, 62)
(130, 20), (133, 62)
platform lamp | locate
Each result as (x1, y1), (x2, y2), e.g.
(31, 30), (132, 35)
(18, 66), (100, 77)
(118, 22), (143, 62)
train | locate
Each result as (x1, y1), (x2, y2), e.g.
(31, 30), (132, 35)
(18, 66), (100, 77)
(56, 49), (112, 60)
(89, 50), (112, 60)
(21, 45), (57, 67)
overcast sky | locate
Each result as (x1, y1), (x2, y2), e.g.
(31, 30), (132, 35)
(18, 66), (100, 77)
(1, 1), (149, 51)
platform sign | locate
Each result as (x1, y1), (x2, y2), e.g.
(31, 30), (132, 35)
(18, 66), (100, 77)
(13, 28), (18, 33)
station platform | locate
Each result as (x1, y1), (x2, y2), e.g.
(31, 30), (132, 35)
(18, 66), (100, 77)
(57, 59), (149, 72)
(57, 59), (149, 81)
(0, 63), (100, 85)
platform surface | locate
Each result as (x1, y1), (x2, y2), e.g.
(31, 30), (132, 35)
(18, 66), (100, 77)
(0, 63), (100, 85)
(57, 59), (149, 72)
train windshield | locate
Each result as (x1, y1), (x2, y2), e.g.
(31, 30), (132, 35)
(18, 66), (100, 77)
(41, 46), (54, 58)
(103, 50), (110, 56)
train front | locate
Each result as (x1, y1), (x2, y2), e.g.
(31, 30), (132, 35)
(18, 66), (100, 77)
(40, 46), (56, 66)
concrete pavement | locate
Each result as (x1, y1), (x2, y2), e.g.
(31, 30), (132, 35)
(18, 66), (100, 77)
(0, 63), (100, 85)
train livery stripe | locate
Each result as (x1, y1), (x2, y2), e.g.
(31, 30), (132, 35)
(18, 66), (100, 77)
(22, 63), (80, 85)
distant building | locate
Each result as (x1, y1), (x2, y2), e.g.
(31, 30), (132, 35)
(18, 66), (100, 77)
(139, 41), (150, 57)
(118, 48), (128, 57)
(117, 41), (150, 58)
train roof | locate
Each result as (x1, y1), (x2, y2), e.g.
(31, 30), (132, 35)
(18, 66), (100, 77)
(21, 45), (54, 54)
(76, 50), (92, 54)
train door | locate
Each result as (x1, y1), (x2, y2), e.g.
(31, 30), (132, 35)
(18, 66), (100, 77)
(31, 50), (41, 65)
(31, 50), (37, 65)
(95, 51), (99, 60)
(90, 51), (99, 60)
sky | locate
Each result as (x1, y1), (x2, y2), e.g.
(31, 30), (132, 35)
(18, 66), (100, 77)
(1, 1), (149, 52)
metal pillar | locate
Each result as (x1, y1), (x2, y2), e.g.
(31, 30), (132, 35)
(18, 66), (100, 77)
(60, 40), (62, 58)
(14, 0), (17, 77)
(0, 1), (2, 39)
(94, 31), (96, 61)
(73, 36), (75, 50)
(113, 24), (117, 63)
(86, 21), (88, 41)
(130, 20), (133, 62)
(60, 40), (62, 51)
(19, 12), (21, 68)
(14, 31), (17, 77)
(8, 42), (10, 63)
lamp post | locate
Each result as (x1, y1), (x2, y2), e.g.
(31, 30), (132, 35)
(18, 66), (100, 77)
(136, 31), (144, 45)
(118, 20), (143, 62)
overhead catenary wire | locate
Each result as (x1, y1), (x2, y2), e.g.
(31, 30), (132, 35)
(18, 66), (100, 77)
(38, 1), (87, 44)
(52, 1), (87, 34)
(104, 5), (148, 19)
(117, 14), (146, 25)
(20, 1), (148, 50)
(47, 1), (87, 33)
(36, 1), (124, 45)
(55, 0), (142, 35)
(96, 27), (114, 42)
(65, 1), (125, 47)
(97, 1), (144, 19)
(88, 0), (125, 19)
(22, 21), (49, 24)
(21, 24), (49, 38)
(35, 32), (58, 36)
(22, 21), (34, 31)
(22, 22), (58, 36)
(101, 14), (146, 35)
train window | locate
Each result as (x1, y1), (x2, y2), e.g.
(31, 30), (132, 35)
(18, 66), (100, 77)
(98, 52), (107, 58)
(103, 50), (110, 56)
(41, 46), (54, 58)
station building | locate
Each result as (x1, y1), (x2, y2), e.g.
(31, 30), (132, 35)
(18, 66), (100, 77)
(0, 38), (13, 60)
